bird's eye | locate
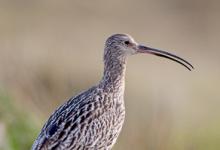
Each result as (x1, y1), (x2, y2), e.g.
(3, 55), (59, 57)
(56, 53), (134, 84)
(124, 41), (130, 45)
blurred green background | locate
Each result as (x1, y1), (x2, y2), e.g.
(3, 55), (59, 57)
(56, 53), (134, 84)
(0, 0), (220, 149)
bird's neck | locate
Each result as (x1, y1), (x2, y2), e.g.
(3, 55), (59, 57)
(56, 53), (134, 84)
(100, 56), (127, 93)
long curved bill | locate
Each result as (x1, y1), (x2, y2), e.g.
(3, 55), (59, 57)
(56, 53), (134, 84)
(137, 45), (194, 71)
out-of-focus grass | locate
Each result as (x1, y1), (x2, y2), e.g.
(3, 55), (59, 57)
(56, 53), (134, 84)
(0, 91), (39, 150)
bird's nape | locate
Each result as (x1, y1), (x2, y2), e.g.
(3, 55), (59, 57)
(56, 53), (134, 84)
(137, 45), (194, 71)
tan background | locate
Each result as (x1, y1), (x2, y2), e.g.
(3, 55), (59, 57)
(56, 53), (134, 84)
(0, 0), (220, 149)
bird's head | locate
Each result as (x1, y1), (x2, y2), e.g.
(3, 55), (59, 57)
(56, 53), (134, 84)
(104, 34), (194, 71)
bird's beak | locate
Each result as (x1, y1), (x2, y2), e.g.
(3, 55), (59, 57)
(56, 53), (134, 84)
(137, 45), (194, 71)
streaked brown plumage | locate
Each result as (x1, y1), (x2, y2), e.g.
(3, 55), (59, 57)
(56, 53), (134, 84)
(32, 34), (193, 150)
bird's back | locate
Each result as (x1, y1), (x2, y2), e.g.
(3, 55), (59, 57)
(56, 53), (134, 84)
(32, 85), (125, 150)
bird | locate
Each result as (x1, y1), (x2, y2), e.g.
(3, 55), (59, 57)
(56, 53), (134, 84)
(32, 34), (193, 150)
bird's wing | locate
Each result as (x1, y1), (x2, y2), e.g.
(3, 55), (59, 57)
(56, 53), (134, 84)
(32, 86), (104, 150)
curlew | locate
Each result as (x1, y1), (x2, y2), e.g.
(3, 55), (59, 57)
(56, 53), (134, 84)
(32, 34), (193, 150)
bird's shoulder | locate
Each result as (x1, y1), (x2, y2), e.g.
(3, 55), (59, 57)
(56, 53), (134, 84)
(32, 86), (117, 150)
(40, 86), (112, 140)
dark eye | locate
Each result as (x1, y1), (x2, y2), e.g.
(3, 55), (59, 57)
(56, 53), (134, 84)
(124, 41), (130, 45)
